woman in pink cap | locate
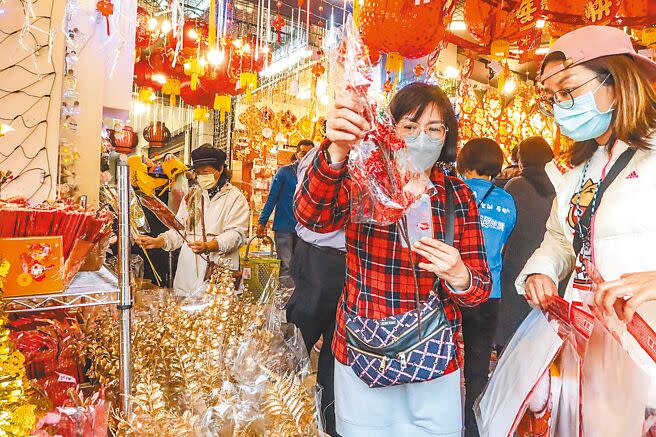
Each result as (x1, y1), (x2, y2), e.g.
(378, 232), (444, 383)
(514, 24), (656, 425)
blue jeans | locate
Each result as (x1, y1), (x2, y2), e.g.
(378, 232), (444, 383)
(274, 231), (297, 286)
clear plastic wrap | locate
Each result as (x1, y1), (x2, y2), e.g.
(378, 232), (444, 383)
(329, 16), (434, 225)
(34, 388), (110, 437)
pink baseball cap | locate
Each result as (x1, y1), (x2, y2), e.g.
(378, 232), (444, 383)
(540, 26), (656, 83)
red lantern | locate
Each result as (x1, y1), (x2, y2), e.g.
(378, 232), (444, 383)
(464, 0), (541, 49)
(544, 0), (621, 36)
(135, 7), (155, 48)
(620, 1), (656, 27)
(368, 48), (382, 66)
(143, 121), (171, 148)
(113, 126), (138, 155)
(133, 60), (164, 91)
(272, 14), (286, 44)
(183, 19), (209, 50)
(179, 81), (213, 108)
(96, 0), (114, 36)
(358, 0), (456, 59)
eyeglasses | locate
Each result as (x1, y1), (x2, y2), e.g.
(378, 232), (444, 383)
(538, 74), (610, 117)
(396, 121), (449, 142)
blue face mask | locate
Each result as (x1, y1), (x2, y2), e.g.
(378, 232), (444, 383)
(405, 134), (445, 172)
(553, 80), (614, 142)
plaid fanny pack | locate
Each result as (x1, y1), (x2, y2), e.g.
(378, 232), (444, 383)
(344, 181), (458, 388)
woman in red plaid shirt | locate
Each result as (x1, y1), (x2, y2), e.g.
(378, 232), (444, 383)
(295, 82), (492, 436)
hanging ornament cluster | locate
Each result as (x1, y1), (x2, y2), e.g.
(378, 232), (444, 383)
(356, 0), (457, 72)
(96, 0), (114, 36)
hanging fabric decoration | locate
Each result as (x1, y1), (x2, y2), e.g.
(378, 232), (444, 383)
(214, 95), (232, 122)
(162, 78), (181, 105)
(490, 40), (511, 60)
(272, 14), (285, 43)
(138, 88), (156, 103)
(497, 62), (510, 94)
(96, 0), (114, 35)
(184, 58), (206, 90)
(239, 72), (258, 98)
(413, 64), (425, 79)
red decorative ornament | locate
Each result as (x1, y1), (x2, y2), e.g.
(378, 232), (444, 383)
(133, 59), (164, 91)
(358, 0), (456, 59)
(383, 78), (393, 93)
(413, 63), (425, 78)
(318, 19), (324, 27)
(135, 7), (155, 48)
(311, 62), (325, 77)
(96, 0), (114, 36)
(272, 14), (286, 44)
(113, 126), (138, 155)
(464, 0), (541, 47)
(143, 121), (172, 148)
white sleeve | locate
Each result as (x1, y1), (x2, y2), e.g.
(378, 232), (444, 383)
(214, 193), (250, 255)
(515, 197), (576, 295)
(160, 199), (188, 251)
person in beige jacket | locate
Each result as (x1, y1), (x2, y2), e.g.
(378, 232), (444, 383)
(514, 26), (656, 408)
(137, 145), (249, 296)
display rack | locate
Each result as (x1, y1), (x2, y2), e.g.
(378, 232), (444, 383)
(4, 267), (119, 313)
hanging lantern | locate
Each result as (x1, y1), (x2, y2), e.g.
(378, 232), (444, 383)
(544, 0), (620, 36)
(184, 58), (206, 91)
(134, 60), (164, 91)
(113, 126), (138, 155)
(180, 80), (213, 123)
(182, 19), (209, 50)
(272, 14), (286, 44)
(96, 0), (114, 36)
(619, 1), (656, 27)
(358, 0), (457, 59)
(465, 0), (542, 49)
(143, 121), (172, 148)
(368, 48), (382, 66)
(135, 7), (156, 48)
(413, 63), (426, 79)
(162, 78), (181, 105)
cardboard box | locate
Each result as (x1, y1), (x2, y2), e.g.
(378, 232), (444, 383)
(0, 236), (64, 296)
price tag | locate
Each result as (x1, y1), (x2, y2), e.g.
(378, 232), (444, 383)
(57, 372), (77, 384)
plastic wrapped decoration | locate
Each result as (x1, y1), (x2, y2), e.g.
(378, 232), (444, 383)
(330, 16), (434, 225)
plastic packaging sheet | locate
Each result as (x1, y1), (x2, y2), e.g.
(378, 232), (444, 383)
(475, 309), (563, 437)
(328, 16), (434, 225)
(581, 320), (649, 437)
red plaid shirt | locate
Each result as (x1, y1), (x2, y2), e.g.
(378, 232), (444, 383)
(294, 145), (492, 373)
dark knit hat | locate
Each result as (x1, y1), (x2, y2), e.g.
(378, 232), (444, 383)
(191, 144), (227, 171)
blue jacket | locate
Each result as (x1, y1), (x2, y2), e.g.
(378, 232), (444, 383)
(464, 177), (517, 299)
(258, 163), (298, 233)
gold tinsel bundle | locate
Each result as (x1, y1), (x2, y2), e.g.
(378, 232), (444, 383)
(80, 263), (320, 436)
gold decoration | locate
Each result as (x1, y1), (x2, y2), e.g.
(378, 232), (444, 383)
(0, 294), (37, 437)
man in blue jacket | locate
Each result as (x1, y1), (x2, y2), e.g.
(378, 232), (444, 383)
(457, 138), (517, 437)
(257, 140), (313, 285)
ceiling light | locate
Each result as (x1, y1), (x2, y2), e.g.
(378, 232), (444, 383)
(233, 39), (243, 48)
(199, 57), (207, 67)
(160, 20), (172, 34)
(133, 101), (147, 115)
(147, 17), (158, 31)
(208, 50), (225, 65)
(188, 28), (199, 40)
(153, 73), (167, 84)
(535, 46), (549, 55)
(243, 43), (251, 53)
(503, 78), (517, 94)
(536, 19), (546, 29)
(0, 123), (14, 136)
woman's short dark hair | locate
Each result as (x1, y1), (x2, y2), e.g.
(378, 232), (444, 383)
(518, 136), (554, 167)
(457, 138), (504, 178)
(389, 82), (458, 163)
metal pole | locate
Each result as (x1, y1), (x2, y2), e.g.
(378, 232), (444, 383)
(116, 158), (132, 414)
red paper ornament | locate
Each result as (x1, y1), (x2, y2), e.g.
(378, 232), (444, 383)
(413, 63), (425, 78)
(96, 0), (114, 36)
(311, 62), (326, 77)
(135, 6), (155, 48)
(318, 19), (324, 27)
(358, 0), (456, 59)
(272, 14), (286, 44)
(383, 78), (393, 93)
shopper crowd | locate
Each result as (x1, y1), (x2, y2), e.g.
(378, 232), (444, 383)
(133, 24), (656, 437)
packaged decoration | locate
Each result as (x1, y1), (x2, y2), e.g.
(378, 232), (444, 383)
(329, 16), (434, 225)
(34, 388), (110, 437)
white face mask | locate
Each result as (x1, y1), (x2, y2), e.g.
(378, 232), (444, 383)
(197, 173), (217, 190)
(405, 134), (445, 172)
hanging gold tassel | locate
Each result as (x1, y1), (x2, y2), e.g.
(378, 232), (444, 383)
(239, 72), (258, 100)
(214, 95), (231, 122)
(498, 62), (510, 94)
(184, 59), (206, 91)
(162, 78), (181, 106)
(193, 106), (210, 122)
(138, 88), (155, 103)
(385, 52), (404, 76)
(490, 40), (510, 61)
